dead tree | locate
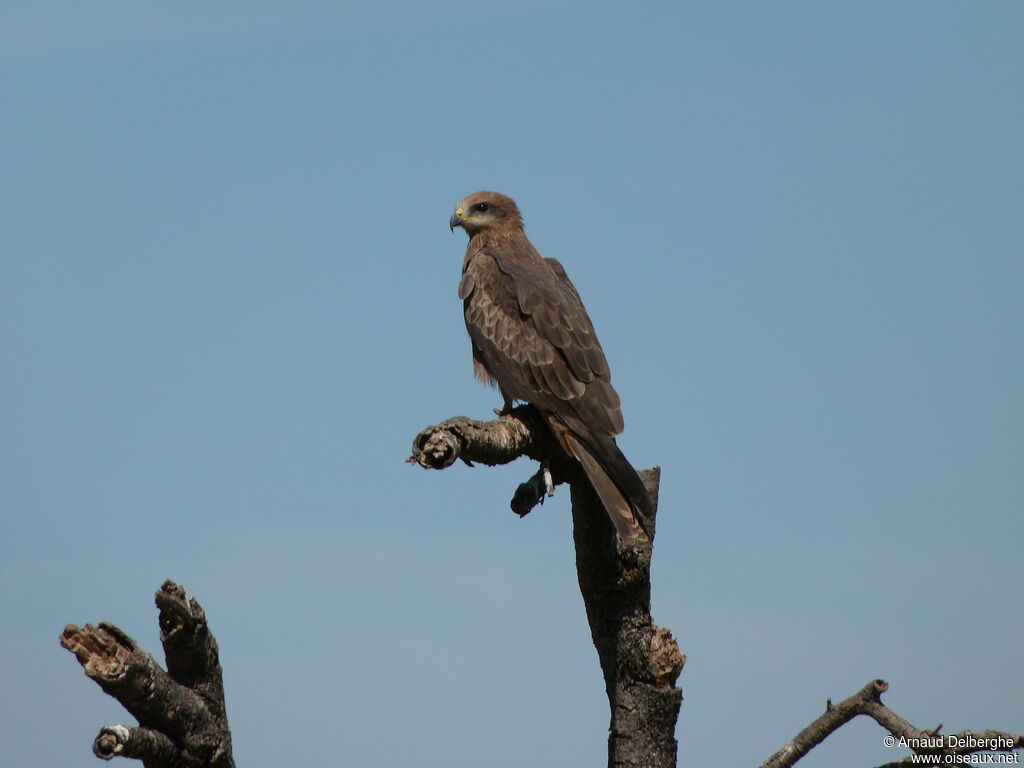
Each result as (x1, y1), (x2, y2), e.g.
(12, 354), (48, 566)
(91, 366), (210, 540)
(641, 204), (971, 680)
(409, 406), (1023, 768)
(409, 405), (686, 768)
(60, 418), (1022, 767)
(60, 581), (235, 768)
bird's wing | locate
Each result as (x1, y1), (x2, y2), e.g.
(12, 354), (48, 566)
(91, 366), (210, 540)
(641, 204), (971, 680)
(461, 248), (623, 438)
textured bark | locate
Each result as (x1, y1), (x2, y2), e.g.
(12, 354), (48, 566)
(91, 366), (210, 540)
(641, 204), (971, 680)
(60, 581), (235, 768)
(412, 406), (684, 767)
(409, 405), (582, 516)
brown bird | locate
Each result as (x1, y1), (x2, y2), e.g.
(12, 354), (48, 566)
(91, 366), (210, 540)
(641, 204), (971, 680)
(449, 191), (652, 545)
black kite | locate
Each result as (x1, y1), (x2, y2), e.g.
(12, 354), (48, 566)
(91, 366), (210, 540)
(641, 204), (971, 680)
(449, 191), (652, 545)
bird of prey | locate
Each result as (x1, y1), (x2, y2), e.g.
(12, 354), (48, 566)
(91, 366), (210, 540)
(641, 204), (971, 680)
(449, 191), (652, 545)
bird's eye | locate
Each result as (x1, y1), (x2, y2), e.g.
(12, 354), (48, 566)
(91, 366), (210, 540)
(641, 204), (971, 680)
(474, 202), (489, 213)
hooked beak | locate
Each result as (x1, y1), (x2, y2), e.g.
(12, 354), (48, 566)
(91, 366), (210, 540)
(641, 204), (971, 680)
(449, 210), (464, 232)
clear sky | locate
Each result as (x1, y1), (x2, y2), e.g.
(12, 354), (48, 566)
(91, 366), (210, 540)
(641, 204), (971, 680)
(2, 2), (1021, 767)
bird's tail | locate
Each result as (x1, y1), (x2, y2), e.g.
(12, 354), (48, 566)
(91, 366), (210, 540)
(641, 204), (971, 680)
(556, 425), (653, 546)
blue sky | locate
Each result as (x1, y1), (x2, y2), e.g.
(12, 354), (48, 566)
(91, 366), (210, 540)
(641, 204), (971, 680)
(2, 2), (1021, 766)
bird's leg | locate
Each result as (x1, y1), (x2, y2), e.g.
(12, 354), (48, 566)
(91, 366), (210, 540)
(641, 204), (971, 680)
(493, 391), (515, 417)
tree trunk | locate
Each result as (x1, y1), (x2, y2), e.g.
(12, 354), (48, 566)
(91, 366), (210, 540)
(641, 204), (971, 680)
(571, 467), (684, 768)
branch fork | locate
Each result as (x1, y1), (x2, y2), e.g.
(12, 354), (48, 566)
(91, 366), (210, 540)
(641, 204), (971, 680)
(60, 581), (235, 767)
(761, 679), (1022, 768)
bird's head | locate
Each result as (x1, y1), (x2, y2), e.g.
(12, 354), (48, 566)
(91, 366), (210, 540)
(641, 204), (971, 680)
(449, 191), (523, 237)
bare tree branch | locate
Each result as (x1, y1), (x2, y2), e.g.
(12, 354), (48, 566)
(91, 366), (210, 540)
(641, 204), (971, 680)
(92, 725), (180, 763)
(761, 678), (1023, 768)
(61, 581), (235, 767)
(409, 405), (586, 516)
(761, 680), (890, 768)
